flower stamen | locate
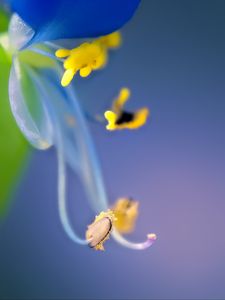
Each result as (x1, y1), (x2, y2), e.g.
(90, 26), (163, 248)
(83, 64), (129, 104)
(86, 210), (116, 251)
(104, 88), (150, 130)
(55, 31), (122, 87)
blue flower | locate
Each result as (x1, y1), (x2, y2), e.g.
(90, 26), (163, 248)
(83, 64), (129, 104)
(7, 0), (141, 43)
(0, 1), (157, 251)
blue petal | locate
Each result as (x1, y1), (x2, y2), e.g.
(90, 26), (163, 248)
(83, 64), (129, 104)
(8, 0), (141, 43)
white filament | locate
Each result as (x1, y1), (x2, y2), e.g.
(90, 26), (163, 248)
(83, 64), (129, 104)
(57, 130), (88, 245)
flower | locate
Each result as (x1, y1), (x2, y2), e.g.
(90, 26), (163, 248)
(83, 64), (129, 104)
(0, 0), (157, 250)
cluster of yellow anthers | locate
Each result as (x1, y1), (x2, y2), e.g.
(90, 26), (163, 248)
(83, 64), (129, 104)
(55, 31), (121, 87)
(86, 210), (116, 251)
(104, 87), (150, 130)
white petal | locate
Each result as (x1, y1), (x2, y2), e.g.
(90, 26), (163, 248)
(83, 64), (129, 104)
(8, 57), (53, 149)
(8, 14), (34, 50)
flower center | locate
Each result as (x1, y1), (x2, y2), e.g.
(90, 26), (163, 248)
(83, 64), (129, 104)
(55, 31), (122, 87)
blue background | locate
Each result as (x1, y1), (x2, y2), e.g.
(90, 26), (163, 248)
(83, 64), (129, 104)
(1, 0), (225, 299)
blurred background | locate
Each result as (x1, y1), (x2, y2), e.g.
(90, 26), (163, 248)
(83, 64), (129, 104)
(1, 0), (225, 299)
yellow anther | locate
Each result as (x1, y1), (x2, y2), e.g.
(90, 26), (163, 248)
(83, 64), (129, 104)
(124, 108), (149, 130)
(55, 31), (122, 87)
(55, 49), (71, 58)
(113, 87), (131, 114)
(61, 69), (76, 87)
(104, 111), (117, 130)
(112, 198), (139, 234)
(98, 31), (122, 49)
(86, 210), (116, 251)
(79, 65), (92, 77)
(104, 88), (150, 131)
(91, 49), (108, 70)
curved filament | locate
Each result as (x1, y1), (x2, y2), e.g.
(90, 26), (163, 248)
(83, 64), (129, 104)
(64, 81), (109, 212)
(28, 67), (87, 245)
(112, 230), (157, 250)
(56, 128), (88, 245)
(29, 46), (63, 62)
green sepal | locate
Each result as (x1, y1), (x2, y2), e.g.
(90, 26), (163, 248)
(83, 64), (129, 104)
(0, 9), (9, 33)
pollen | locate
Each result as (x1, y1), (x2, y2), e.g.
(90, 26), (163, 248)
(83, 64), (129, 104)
(86, 210), (116, 251)
(112, 197), (139, 234)
(104, 88), (150, 130)
(55, 31), (122, 87)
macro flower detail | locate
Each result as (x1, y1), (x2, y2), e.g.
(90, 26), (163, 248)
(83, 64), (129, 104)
(0, 0), (157, 251)
(104, 88), (150, 130)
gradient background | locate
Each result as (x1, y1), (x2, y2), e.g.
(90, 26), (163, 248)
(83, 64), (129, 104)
(1, 0), (225, 299)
